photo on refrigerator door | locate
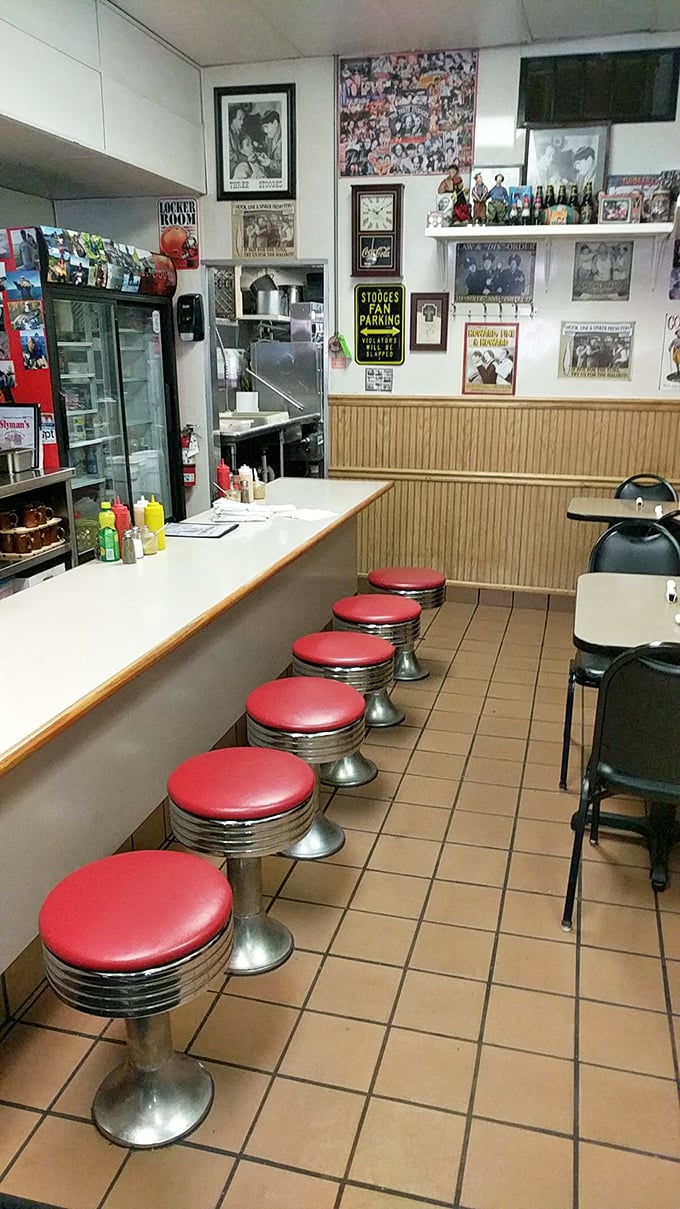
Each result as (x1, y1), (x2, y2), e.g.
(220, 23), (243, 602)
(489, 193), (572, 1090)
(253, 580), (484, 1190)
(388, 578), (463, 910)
(8, 299), (42, 330)
(0, 230), (9, 259)
(0, 361), (16, 390)
(10, 228), (39, 270)
(6, 270), (41, 300)
(20, 327), (48, 369)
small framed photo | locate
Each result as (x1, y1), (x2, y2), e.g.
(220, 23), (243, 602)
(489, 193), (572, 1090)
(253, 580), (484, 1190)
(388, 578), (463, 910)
(410, 292), (449, 352)
(214, 83), (296, 201)
(597, 193), (639, 224)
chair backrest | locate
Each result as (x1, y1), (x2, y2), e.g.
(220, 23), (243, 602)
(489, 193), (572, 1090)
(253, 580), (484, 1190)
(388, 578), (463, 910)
(588, 520), (680, 575)
(591, 643), (680, 801)
(614, 473), (678, 502)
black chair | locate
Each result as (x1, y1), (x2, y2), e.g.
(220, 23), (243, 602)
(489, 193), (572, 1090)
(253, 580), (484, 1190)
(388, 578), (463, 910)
(614, 473), (677, 502)
(562, 643), (680, 929)
(559, 521), (680, 790)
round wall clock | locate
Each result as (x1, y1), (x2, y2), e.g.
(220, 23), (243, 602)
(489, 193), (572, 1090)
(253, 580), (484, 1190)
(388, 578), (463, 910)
(351, 184), (403, 277)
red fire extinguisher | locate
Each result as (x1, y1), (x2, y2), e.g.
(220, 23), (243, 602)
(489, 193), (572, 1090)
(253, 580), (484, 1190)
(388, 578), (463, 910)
(181, 425), (197, 488)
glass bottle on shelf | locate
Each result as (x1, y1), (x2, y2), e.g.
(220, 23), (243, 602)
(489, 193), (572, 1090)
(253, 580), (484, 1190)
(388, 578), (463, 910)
(568, 183), (580, 219)
(580, 183), (595, 223)
(544, 184), (556, 209)
(556, 183), (568, 206)
(532, 185), (544, 224)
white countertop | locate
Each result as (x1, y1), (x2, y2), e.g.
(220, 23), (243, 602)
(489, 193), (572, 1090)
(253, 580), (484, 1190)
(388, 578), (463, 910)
(0, 477), (390, 775)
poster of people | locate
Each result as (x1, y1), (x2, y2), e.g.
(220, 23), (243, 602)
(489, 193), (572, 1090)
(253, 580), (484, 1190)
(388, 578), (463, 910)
(454, 242), (536, 304)
(215, 85), (294, 200)
(558, 322), (634, 379)
(157, 198), (199, 269)
(462, 323), (518, 395)
(660, 313), (680, 389)
(338, 49), (477, 177)
(231, 201), (296, 258)
(572, 241), (633, 301)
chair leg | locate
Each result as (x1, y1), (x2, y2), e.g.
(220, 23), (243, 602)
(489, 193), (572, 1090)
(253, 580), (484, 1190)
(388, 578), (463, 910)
(561, 774), (592, 931)
(559, 667), (576, 791)
(226, 855), (293, 974)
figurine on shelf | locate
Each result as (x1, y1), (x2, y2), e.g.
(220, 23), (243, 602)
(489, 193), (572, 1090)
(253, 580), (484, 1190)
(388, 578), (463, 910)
(486, 173), (509, 225)
(437, 163), (471, 225)
(470, 172), (489, 225)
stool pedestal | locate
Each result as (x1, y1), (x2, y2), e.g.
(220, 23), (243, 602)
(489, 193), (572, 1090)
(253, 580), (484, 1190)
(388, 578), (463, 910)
(394, 645), (428, 682)
(95, 1013), (213, 1148)
(226, 856), (293, 973)
(282, 772), (345, 858)
(364, 686), (405, 727)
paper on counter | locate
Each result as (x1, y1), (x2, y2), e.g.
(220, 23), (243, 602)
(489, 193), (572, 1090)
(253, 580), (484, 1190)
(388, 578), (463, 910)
(291, 508), (338, 521)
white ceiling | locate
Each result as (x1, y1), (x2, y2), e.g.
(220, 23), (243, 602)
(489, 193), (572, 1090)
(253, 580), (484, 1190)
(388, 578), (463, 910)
(111, 0), (680, 66)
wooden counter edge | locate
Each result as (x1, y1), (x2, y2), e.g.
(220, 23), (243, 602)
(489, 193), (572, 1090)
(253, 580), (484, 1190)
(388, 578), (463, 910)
(0, 482), (393, 780)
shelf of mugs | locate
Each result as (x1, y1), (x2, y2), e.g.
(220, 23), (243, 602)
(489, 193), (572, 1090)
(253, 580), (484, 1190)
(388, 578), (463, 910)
(0, 540), (68, 580)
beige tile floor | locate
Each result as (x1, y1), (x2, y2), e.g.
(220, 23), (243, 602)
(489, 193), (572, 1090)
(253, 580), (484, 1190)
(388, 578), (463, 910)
(1, 600), (679, 1209)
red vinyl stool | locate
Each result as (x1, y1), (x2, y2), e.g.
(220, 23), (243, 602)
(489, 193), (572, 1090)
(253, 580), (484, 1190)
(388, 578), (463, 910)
(293, 632), (404, 778)
(333, 592), (425, 682)
(246, 677), (366, 859)
(168, 747), (315, 975)
(39, 850), (233, 1149)
(368, 566), (446, 681)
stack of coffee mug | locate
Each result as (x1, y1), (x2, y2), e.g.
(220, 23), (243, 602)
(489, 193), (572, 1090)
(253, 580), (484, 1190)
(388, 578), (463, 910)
(0, 502), (65, 558)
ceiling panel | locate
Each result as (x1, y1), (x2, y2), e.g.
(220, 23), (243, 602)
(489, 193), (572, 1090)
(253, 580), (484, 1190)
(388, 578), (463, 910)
(110, 0), (680, 65)
(521, 0), (661, 42)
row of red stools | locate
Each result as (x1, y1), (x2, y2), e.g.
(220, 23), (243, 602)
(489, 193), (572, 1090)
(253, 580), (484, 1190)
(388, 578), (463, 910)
(38, 567), (446, 1148)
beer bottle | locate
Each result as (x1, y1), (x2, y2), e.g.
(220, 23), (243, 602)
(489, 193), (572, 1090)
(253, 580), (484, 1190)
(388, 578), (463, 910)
(568, 183), (580, 219)
(556, 183), (568, 206)
(532, 185), (545, 224)
(508, 196), (520, 225)
(580, 182), (594, 224)
(545, 184), (556, 209)
(520, 195), (532, 225)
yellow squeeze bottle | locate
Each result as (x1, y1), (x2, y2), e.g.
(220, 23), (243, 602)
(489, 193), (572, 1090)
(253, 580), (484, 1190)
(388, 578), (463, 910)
(144, 495), (166, 550)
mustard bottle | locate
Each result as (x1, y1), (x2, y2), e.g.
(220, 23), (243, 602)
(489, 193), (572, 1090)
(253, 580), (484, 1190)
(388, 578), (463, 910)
(144, 495), (166, 551)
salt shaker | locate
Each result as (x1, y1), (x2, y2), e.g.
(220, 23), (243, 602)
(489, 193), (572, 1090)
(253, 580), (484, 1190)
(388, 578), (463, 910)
(122, 529), (137, 564)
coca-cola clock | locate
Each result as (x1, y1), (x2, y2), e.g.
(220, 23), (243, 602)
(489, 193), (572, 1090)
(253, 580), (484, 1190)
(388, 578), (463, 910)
(351, 184), (403, 277)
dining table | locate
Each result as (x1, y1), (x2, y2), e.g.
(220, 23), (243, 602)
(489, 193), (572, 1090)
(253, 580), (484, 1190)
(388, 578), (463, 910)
(567, 496), (679, 524)
(572, 571), (680, 889)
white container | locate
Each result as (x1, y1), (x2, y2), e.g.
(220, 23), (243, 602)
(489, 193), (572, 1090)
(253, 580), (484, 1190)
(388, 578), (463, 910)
(235, 391), (259, 413)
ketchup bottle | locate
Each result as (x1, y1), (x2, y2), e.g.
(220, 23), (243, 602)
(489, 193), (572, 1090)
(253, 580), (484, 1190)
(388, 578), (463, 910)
(216, 459), (230, 497)
(111, 496), (131, 561)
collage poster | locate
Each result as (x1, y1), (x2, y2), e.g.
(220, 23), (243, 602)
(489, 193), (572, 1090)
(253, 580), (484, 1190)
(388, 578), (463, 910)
(462, 323), (518, 395)
(572, 241), (633, 302)
(338, 50), (477, 177)
(454, 242), (536, 305)
(558, 322), (634, 380)
(231, 200), (296, 258)
(660, 313), (680, 390)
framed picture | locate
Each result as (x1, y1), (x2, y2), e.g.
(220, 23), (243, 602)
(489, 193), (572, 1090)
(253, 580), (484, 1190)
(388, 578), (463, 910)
(597, 193), (639, 224)
(525, 126), (608, 194)
(351, 183), (403, 277)
(410, 293), (449, 351)
(214, 84), (296, 201)
(462, 323), (518, 395)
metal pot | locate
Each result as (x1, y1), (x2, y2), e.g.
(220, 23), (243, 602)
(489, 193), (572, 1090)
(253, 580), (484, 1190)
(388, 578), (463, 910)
(285, 285), (304, 306)
(255, 288), (288, 316)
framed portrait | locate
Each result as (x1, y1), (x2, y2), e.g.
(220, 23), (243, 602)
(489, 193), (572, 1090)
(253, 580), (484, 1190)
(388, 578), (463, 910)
(462, 323), (518, 395)
(410, 293), (449, 351)
(214, 84), (296, 201)
(597, 193), (640, 224)
(524, 126), (608, 195)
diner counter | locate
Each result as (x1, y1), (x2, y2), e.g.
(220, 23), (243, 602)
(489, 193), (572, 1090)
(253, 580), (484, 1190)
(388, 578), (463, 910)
(0, 477), (390, 779)
(0, 476), (391, 974)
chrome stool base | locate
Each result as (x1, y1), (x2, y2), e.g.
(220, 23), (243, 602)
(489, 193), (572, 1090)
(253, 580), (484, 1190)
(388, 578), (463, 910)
(281, 809), (345, 859)
(93, 1013), (213, 1148)
(320, 750), (378, 788)
(395, 647), (429, 681)
(230, 911), (293, 975)
(365, 687), (405, 728)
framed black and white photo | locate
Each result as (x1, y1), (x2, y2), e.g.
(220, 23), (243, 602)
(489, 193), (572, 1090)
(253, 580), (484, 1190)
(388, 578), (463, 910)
(410, 292), (449, 351)
(214, 84), (296, 201)
(525, 126), (608, 194)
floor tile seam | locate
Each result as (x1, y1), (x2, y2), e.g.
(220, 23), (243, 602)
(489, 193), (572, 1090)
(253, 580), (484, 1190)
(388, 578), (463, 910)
(652, 881), (680, 1091)
(0, 1016), (120, 1044)
(577, 1057), (679, 1083)
(451, 602), (545, 1207)
(571, 1136), (680, 1163)
(0, 1103), (48, 1187)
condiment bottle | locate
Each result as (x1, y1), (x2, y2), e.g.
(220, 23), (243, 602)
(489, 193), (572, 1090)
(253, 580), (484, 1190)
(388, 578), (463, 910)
(140, 524), (158, 555)
(130, 525), (144, 559)
(121, 530), (137, 564)
(111, 496), (131, 560)
(98, 501), (120, 562)
(216, 459), (230, 497)
(134, 494), (150, 529)
(239, 464), (254, 503)
(253, 469), (266, 500)
(144, 495), (166, 550)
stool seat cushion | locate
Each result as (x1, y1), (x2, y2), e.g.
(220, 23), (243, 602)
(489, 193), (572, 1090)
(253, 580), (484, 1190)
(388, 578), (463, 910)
(247, 676), (365, 732)
(368, 566), (445, 592)
(168, 747), (315, 820)
(293, 631), (394, 668)
(39, 851), (232, 973)
(333, 593), (421, 625)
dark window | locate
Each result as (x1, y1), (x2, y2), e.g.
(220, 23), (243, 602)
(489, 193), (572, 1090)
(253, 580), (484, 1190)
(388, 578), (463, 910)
(519, 49), (680, 126)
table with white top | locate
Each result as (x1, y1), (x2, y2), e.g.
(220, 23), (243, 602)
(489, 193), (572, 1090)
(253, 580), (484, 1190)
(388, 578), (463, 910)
(0, 477), (391, 973)
(567, 497), (679, 524)
(572, 571), (680, 888)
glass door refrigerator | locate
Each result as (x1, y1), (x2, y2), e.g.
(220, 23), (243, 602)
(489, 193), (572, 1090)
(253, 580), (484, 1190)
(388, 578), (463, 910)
(45, 292), (184, 557)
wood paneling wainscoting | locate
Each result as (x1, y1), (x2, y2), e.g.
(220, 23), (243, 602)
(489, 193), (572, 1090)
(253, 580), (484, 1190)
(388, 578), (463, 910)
(329, 395), (680, 594)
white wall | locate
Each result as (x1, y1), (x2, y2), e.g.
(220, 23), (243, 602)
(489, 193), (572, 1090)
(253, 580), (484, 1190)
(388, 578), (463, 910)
(0, 186), (54, 227)
(0, 0), (205, 192)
